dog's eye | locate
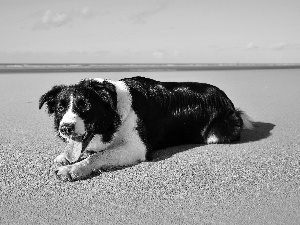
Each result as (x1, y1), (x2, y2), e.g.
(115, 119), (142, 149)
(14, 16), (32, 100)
(76, 99), (90, 111)
(57, 100), (68, 112)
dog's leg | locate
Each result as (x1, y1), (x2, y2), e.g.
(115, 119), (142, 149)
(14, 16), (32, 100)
(55, 143), (147, 181)
(205, 110), (243, 144)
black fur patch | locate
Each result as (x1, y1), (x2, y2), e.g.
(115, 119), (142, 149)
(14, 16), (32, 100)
(121, 76), (243, 152)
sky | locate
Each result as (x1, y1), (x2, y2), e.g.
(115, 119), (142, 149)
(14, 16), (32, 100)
(0, 0), (300, 64)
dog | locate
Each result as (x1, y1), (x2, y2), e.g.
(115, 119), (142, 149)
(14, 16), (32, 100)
(39, 76), (253, 181)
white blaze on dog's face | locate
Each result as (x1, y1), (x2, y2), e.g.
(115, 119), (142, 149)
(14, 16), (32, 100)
(40, 79), (123, 163)
(59, 94), (86, 139)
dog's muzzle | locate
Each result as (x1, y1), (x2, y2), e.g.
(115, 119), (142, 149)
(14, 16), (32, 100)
(59, 111), (86, 139)
(60, 123), (76, 136)
(59, 120), (86, 140)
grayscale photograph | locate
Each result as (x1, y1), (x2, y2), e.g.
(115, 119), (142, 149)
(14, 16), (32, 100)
(1, 0), (300, 224)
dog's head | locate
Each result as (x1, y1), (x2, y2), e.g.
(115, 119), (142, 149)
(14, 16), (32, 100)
(39, 79), (120, 142)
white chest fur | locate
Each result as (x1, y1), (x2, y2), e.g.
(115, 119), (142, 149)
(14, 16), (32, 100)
(85, 79), (147, 161)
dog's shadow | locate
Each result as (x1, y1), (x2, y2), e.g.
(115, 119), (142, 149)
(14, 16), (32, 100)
(149, 121), (275, 162)
(240, 121), (275, 143)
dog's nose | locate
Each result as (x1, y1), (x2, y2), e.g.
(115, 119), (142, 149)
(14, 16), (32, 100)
(60, 123), (75, 136)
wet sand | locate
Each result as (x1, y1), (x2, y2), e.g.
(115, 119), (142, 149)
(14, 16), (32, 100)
(1, 70), (300, 224)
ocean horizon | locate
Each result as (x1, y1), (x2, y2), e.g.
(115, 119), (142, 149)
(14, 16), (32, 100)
(1, 63), (300, 73)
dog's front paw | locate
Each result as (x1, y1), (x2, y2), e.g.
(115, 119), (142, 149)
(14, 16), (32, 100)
(54, 153), (69, 166)
(55, 165), (74, 181)
(55, 164), (91, 181)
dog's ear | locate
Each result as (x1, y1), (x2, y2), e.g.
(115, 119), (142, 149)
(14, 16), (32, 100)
(39, 85), (65, 114)
(79, 79), (117, 109)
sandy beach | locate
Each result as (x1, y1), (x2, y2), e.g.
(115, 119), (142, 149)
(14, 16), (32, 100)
(1, 69), (300, 224)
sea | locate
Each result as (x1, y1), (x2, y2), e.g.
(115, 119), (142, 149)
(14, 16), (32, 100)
(0, 63), (300, 73)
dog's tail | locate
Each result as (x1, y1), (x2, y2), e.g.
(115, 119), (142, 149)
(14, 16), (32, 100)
(236, 109), (254, 130)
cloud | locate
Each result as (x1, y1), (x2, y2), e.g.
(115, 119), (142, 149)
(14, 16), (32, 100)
(153, 51), (165, 58)
(172, 51), (180, 57)
(152, 50), (168, 59)
(244, 42), (291, 51)
(270, 42), (288, 50)
(33, 10), (72, 30)
(245, 42), (258, 50)
(152, 50), (180, 59)
(42, 10), (71, 27)
(33, 6), (97, 30)
(79, 6), (98, 19)
(130, 2), (168, 24)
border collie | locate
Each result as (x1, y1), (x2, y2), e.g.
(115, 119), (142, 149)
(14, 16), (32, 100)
(39, 76), (252, 181)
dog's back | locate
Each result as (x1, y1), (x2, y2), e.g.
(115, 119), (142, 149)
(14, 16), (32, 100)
(122, 76), (245, 153)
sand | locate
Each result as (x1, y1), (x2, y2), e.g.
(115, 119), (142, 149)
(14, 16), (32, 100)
(1, 70), (300, 224)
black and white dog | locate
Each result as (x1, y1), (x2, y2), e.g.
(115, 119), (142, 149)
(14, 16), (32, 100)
(39, 76), (252, 181)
